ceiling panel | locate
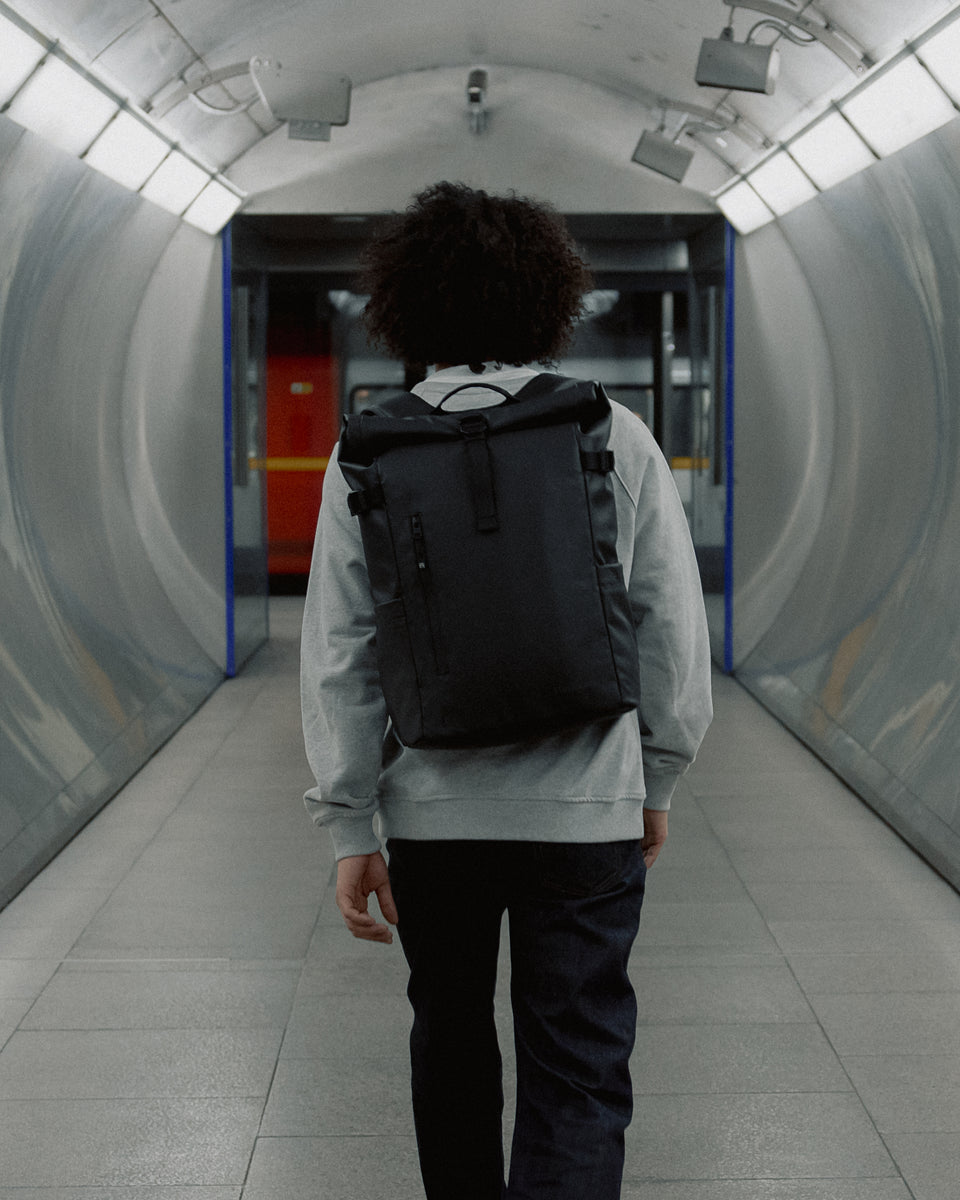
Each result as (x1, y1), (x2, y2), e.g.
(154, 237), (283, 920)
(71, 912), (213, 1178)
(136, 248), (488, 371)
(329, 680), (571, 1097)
(94, 12), (198, 106)
(4, 0), (958, 205)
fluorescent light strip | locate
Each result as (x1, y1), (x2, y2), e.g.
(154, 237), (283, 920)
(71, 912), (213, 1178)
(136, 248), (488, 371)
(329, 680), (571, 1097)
(85, 110), (170, 190)
(183, 180), (244, 235)
(5, 55), (117, 156)
(747, 150), (818, 216)
(140, 150), (210, 215)
(787, 111), (876, 190)
(715, 181), (775, 234)
(916, 17), (960, 104)
(0, 7), (242, 232)
(841, 55), (958, 157)
(0, 12), (46, 104)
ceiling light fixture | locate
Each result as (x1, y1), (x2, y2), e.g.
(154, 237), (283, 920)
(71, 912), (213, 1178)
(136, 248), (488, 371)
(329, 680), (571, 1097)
(249, 56), (350, 141)
(632, 129), (695, 182)
(696, 2), (872, 95)
(149, 57), (352, 142)
(697, 26), (780, 95)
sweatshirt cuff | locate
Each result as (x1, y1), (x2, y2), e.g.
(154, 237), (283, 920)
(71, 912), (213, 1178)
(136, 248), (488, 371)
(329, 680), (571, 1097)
(328, 815), (382, 861)
(642, 771), (680, 811)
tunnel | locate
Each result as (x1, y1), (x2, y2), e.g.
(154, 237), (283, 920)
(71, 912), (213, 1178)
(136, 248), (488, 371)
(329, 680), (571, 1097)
(1, 3), (959, 900)
(4, 3), (960, 1196)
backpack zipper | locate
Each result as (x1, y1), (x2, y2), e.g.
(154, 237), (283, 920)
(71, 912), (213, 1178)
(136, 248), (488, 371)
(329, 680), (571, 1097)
(411, 513), (428, 571)
(410, 514), (448, 674)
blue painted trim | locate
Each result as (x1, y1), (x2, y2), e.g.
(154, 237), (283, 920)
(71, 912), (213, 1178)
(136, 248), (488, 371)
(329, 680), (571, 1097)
(221, 224), (236, 678)
(723, 220), (736, 674)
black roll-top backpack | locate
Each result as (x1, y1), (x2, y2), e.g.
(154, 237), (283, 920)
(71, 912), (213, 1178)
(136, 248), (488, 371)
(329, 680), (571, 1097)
(337, 372), (644, 749)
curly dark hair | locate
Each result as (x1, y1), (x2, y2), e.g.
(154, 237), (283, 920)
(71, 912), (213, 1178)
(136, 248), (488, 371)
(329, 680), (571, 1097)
(359, 182), (593, 370)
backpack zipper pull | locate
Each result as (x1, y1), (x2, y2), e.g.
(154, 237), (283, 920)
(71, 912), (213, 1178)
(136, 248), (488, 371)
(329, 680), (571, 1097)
(411, 514), (428, 571)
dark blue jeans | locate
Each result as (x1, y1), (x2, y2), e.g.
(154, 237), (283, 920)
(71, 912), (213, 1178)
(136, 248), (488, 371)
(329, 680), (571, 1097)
(386, 838), (647, 1200)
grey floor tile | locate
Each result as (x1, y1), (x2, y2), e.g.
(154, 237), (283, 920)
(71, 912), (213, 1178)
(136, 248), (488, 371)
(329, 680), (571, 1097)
(721, 844), (887, 884)
(0, 923), (87, 960)
(300, 927), (409, 995)
(243, 1135), (422, 1200)
(704, 812), (872, 852)
(629, 963), (814, 1024)
(621, 1182), (912, 1199)
(68, 901), (321, 960)
(631, 1023), (850, 1094)
(0, 1098), (262, 1186)
(633, 901), (782, 953)
(154, 806), (313, 844)
(808, 992), (960, 1055)
(0, 996), (33, 1047)
(33, 834), (156, 890)
(630, 946), (790, 968)
(281, 993), (411, 1062)
(0, 1191), (240, 1200)
(114, 835), (325, 884)
(626, 1093), (897, 1180)
(884, 1132), (960, 1200)
(0, 958), (59, 1000)
(260, 1056), (413, 1136)
(768, 918), (960, 956)
(844, 1054), (960, 1133)
(20, 962), (300, 1030)
(643, 860), (752, 903)
(103, 852), (327, 910)
(0, 1028), (283, 1098)
(641, 834), (731, 874)
(2, 611), (954, 1197)
(745, 877), (960, 923)
(787, 950), (960, 994)
(688, 769), (844, 800)
(0, 885), (113, 930)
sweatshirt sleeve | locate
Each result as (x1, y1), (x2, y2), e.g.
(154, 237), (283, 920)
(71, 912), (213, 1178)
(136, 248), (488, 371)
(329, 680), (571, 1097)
(300, 451), (388, 859)
(614, 407), (714, 810)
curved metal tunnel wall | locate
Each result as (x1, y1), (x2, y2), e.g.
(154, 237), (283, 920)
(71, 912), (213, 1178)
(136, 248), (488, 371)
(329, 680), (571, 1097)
(4, 85), (960, 904)
(0, 119), (228, 906)
(733, 118), (960, 890)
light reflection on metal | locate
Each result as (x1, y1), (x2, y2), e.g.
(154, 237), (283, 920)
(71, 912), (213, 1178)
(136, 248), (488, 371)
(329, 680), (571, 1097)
(732, 130), (960, 890)
(0, 132), (227, 906)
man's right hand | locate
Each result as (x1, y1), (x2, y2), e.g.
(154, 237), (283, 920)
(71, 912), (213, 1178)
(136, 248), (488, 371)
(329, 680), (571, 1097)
(641, 809), (668, 868)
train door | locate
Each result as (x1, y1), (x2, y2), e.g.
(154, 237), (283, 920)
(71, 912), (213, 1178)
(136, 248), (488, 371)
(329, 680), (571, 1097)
(262, 281), (340, 588)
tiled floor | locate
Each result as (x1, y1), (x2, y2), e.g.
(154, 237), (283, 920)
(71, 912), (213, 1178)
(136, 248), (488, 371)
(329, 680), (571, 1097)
(1, 596), (958, 1198)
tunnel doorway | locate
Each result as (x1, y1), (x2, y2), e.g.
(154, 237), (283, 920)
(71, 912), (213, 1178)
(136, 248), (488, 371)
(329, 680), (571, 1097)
(230, 212), (731, 661)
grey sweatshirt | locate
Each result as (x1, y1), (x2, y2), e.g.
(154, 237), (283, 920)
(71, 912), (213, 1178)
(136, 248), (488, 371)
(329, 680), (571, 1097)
(301, 364), (713, 860)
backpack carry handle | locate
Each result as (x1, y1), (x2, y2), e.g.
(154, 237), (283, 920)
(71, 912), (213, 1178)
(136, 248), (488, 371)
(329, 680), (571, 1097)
(437, 382), (515, 410)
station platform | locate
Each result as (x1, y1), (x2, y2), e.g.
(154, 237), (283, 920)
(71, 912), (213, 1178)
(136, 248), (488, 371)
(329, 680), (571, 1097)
(1, 597), (958, 1199)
